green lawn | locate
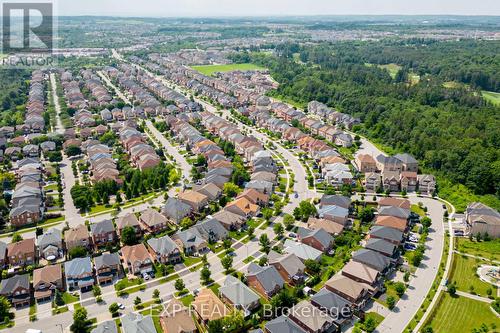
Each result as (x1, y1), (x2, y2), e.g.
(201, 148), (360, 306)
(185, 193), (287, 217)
(61, 291), (79, 304)
(183, 255), (202, 267)
(425, 293), (500, 332)
(243, 256), (255, 264)
(365, 63), (402, 78)
(482, 91), (500, 106)
(456, 238), (500, 261)
(52, 306), (69, 315)
(180, 294), (194, 307)
(449, 254), (497, 297)
(191, 63), (266, 76)
(354, 312), (384, 332)
(411, 204), (426, 217)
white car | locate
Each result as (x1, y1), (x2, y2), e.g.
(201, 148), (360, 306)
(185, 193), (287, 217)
(142, 272), (150, 280)
(117, 303), (125, 310)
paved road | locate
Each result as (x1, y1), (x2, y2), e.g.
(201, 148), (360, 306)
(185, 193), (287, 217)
(360, 194), (446, 333)
(145, 119), (192, 182)
(51, 73), (84, 226)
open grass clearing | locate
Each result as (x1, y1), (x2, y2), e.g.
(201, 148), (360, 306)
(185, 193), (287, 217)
(482, 91), (500, 106)
(449, 254), (498, 297)
(425, 293), (499, 333)
(191, 63), (266, 76)
(455, 238), (500, 261)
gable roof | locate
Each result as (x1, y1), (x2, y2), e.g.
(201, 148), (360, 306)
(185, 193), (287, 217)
(378, 206), (410, 219)
(320, 195), (351, 209)
(307, 217), (344, 235)
(342, 260), (379, 284)
(369, 225), (404, 243)
(296, 227), (332, 249)
(33, 264), (62, 286)
(378, 197), (411, 210)
(191, 288), (228, 321)
(91, 320), (118, 333)
(140, 208), (168, 226)
(90, 219), (115, 235)
(64, 257), (93, 277)
(311, 288), (351, 319)
(291, 300), (335, 332)
(265, 315), (304, 333)
(94, 252), (121, 270)
(0, 274), (29, 294)
(161, 197), (192, 221)
(365, 238), (397, 256)
(116, 213), (140, 230)
(375, 215), (407, 232)
(147, 236), (179, 256)
(121, 313), (156, 333)
(247, 263), (285, 294)
(283, 239), (322, 261)
(160, 299), (197, 333)
(268, 251), (305, 277)
(220, 275), (260, 309)
(351, 248), (391, 272)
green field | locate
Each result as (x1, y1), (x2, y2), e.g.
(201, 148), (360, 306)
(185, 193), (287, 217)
(482, 91), (500, 106)
(456, 238), (500, 261)
(425, 293), (499, 332)
(191, 63), (266, 76)
(365, 63), (402, 78)
(449, 254), (497, 297)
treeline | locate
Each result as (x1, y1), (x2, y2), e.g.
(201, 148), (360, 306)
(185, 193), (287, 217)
(245, 43), (499, 204)
(0, 69), (30, 127)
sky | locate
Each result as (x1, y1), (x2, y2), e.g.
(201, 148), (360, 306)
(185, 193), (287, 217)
(56, 0), (500, 17)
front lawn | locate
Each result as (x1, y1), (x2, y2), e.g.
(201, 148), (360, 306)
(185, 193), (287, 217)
(425, 293), (499, 332)
(61, 291), (79, 304)
(180, 294), (195, 307)
(410, 204), (426, 217)
(354, 312), (384, 332)
(449, 254), (497, 297)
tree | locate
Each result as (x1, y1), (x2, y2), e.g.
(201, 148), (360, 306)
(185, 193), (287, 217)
(223, 182), (241, 198)
(54, 289), (64, 306)
(304, 259), (321, 274)
(259, 234), (271, 253)
(153, 289), (160, 298)
(134, 296), (142, 306)
(207, 318), (224, 333)
(175, 279), (185, 292)
(403, 271), (410, 282)
(247, 226), (255, 239)
(448, 283), (456, 296)
(11, 232), (22, 242)
(108, 303), (119, 317)
(421, 216), (432, 229)
(386, 295), (395, 310)
(180, 217), (194, 229)
(259, 256), (268, 266)
(221, 255), (233, 273)
(201, 266), (211, 285)
(222, 238), (232, 250)
(293, 200), (317, 221)
(65, 145), (82, 157)
(92, 285), (101, 297)
(273, 223), (284, 238)
(364, 317), (376, 333)
(358, 207), (375, 223)
(68, 246), (87, 259)
(0, 296), (11, 321)
(262, 207), (274, 222)
(394, 282), (406, 297)
(283, 214), (295, 230)
(423, 327), (434, 333)
(121, 226), (138, 246)
(70, 307), (90, 333)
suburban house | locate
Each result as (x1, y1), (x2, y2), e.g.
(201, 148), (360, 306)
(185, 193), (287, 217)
(236, 188), (269, 206)
(268, 251), (306, 285)
(246, 263), (285, 299)
(352, 248), (392, 273)
(375, 215), (408, 233)
(212, 210), (247, 230)
(191, 288), (229, 325)
(324, 275), (371, 309)
(90, 219), (117, 247)
(417, 174), (436, 194)
(196, 182), (222, 201)
(318, 205), (349, 225)
(121, 313), (156, 333)
(121, 244), (154, 276)
(307, 217), (344, 236)
(225, 197), (259, 218)
(319, 195), (351, 210)
(284, 239), (322, 262)
(0, 241), (6, 268)
(311, 288), (353, 327)
(139, 208), (169, 233)
(160, 299), (197, 333)
(219, 275), (260, 316)
(7, 238), (36, 267)
(394, 153), (418, 172)
(147, 236), (182, 265)
(178, 190), (209, 212)
(94, 252), (122, 285)
(296, 227), (333, 252)
(116, 213), (142, 237)
(37, 228), (63, 260)
(466, 202), (500, 238)
(265, 316), (305, 333)
(194, 218), (229, 242)
(365, 238), (398, 258)
(369, 226), (404, 245)
(341, 260), (381, 288)
(355, 154), (377, 173)
(33, 264), (63, 302)
(92, 321), (118, 333)
(64, 257), (95, 292)
(0, 274), (30, 307)
(289, 300), (336, 333)
(161, 197), (193, 224)
(378, 197), (411, 210)
(64, 224), (91, 251)
(172, 228), (208, 255)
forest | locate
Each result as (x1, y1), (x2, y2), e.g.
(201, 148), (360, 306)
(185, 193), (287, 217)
(240, 40), (500, 210)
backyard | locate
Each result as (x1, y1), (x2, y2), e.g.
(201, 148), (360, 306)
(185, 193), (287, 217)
(448, 254), (497, 297)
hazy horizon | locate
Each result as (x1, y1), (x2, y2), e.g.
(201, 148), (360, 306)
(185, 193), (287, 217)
(55, 0), (500, 17)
